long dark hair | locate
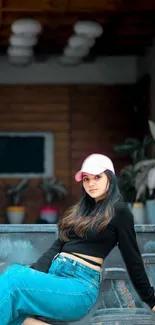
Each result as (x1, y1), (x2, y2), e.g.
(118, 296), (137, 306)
(59, 170), (122, 241)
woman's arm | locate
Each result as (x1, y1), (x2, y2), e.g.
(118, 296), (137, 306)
(116, 203), (155, 310)
(30, 238), (63, 273)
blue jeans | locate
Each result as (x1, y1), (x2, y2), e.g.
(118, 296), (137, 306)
(0, 253), (102, 325)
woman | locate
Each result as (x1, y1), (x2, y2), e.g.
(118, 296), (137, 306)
(0, 154), (155, 325)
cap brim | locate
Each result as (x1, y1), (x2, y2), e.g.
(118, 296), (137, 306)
(75, 168), (106, 182)
(75, 171), (82, 182)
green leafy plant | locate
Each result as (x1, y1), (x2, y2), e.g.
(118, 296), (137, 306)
(39, 177), (68, 205)
(133, 120), (155, 201)
(114, 121), (154, 203)
(114, 136), (152, 165)
(7, 179), (29, 205)
(116, 165), (136, 203)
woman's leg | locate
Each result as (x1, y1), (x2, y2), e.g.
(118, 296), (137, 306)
(0, 263), (97, 325)
(23, 317), (51, 325)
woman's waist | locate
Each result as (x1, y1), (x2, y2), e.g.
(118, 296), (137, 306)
(61, 252), (103, 271)
(51, 253), (103, 285)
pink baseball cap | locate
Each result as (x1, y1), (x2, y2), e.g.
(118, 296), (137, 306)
(75, 153), (115, 182)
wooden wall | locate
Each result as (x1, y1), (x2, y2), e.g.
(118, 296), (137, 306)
(0, 84), (147, 223)
(70, 85), (139, 199)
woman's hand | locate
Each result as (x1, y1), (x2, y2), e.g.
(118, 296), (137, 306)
(152, 306), (155, 312)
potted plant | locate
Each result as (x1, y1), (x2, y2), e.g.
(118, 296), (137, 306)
(113, 125), (154, 223)
(37, 177), (68, 224)
(132, 120), (155, 223)
(114, 136), (152, 203)
(6, 179), (28, 224)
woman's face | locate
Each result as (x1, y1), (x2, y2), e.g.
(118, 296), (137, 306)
(82, 172), (109, 202)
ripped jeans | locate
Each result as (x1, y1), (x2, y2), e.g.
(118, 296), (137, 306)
(0, 253), (102, 325)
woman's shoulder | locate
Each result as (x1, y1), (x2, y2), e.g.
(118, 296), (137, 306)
(114, 200), (126, 214)
(111, 200), (133, 226)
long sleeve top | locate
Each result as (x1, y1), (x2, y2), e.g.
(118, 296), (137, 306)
(31, 201), (155, 309)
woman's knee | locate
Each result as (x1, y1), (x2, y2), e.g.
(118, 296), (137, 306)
(4, 264), (28, 288)
(5, 263), (25, 277)
(22, 317), (51, 325)
(6, 263), (24, 273)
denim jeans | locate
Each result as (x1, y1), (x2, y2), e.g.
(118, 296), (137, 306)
(0, 253), (102, 325)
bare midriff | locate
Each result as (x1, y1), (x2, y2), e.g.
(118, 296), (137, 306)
(61, 252), (103, 271)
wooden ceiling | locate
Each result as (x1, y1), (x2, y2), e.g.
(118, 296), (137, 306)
(0, 0), (155, 57)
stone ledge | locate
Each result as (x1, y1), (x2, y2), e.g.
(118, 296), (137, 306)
(92, 308), (155, 325)
(0, 224), (154, 233)
(0, 224), (58, 233)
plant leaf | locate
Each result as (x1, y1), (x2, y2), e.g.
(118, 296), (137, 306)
(134, 160), (155, 172)
(135, 168), (149, 190)
(136, 183), (146, 201)
(148, 120), (155, 141)
(143, 135), (153, 147)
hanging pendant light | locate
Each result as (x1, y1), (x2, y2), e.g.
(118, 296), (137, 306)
(11, 18), (42, 36)
(74, 21), (103, 38)
(7, 46), (34, 57)
(63, 46), (89, 57)
(9, 34), (38, 47)
(68, 35), (95, 48)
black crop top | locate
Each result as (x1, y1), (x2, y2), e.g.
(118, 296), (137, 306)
(31, 201), (155, 309)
